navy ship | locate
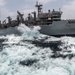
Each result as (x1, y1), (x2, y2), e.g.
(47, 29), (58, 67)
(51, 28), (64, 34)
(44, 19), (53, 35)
(24, 2), (75, 36)
(0, 1), (75, 36)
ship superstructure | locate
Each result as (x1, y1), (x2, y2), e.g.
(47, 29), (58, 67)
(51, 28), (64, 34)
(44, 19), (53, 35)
(25, 1), (62, 25)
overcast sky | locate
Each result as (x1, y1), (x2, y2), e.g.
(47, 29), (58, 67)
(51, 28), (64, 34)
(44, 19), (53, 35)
(0, 0), (75, 21)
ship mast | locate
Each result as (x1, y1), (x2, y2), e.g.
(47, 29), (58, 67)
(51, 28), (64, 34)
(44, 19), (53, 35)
(0, 11), (1, 25)
(35, 1), (43, 18)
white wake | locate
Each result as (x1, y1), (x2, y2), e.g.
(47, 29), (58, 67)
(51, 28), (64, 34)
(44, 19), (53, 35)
(0, 24), (75, 75)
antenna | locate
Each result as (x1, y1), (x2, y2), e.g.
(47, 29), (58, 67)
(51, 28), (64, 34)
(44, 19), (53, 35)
(0, 11), (1, 24)
(0, 11), (1, 20)
(59, 8), (63, 14)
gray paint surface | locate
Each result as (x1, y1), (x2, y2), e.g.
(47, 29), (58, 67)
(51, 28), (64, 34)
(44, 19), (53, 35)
(39, 20), (75, 36)
(0, 27), (22, 36)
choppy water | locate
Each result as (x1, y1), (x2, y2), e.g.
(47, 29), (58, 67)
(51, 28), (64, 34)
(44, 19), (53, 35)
(0, 24), (75, 75)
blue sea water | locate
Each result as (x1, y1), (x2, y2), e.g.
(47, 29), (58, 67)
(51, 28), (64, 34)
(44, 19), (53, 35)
(0, 24), (75, 75)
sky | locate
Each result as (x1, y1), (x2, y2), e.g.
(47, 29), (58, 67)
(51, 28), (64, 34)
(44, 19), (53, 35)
(0, 0), (75, 21)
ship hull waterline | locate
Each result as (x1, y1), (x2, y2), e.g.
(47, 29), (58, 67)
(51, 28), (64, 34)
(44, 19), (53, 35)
(38, 20), (75, 36)
(0, 27), (22, 36)
(0, 20), (75, 36)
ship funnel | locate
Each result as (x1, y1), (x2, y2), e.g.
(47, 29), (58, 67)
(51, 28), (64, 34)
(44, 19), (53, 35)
(7, 16), (12, 24)
(32, 11), (36, 21)
(48, 10), (50, 13)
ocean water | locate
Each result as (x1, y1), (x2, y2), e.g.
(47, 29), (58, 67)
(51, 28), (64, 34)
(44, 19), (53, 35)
(0, 24), (75, 75)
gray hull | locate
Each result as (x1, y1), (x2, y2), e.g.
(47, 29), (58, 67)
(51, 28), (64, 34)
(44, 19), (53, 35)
(39, 20), (75, 36)
(0, 27), (21, 36)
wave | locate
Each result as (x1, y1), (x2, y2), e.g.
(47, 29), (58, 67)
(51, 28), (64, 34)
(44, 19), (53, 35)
(0, 24), (75, 75)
